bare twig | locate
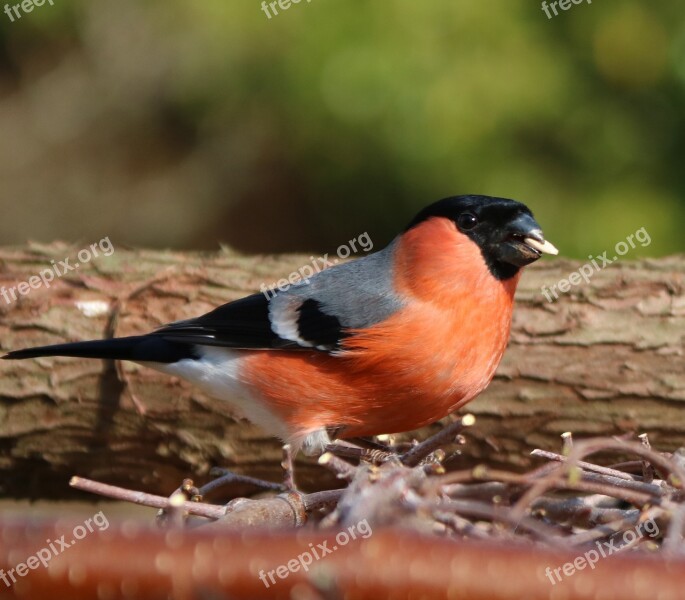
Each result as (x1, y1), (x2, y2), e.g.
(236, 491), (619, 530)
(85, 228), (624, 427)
(199, 469), (285, 498)
(70, 476), (228, 519)
(318, 452), (356, 481)
(531, 449), (639, 481)
(401, 414), (475, 467)
(639, 433), (655, 484)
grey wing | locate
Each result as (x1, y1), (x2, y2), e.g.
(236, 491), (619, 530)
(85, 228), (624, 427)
(157, 240), (404, 353)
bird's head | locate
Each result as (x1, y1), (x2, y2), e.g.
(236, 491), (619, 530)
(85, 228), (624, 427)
(405, 195), (558, 281)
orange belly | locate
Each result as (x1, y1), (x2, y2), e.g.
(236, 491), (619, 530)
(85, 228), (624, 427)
(241, 291), (514, 440)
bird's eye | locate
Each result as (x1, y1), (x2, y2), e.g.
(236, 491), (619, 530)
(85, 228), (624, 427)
(457, 213), (478, 231)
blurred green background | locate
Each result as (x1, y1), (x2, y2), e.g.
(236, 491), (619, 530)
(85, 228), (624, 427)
(0, 0), (682, 257)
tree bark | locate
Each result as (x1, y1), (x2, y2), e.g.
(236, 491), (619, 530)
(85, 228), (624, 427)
(0, 243), (683, 498)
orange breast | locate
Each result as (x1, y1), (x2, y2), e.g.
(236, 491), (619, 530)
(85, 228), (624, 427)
(241, 218), (520, 440)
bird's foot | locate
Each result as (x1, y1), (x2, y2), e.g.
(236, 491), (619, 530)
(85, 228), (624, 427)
(323, 438), (397, 464)
(281, 443), (298, 491)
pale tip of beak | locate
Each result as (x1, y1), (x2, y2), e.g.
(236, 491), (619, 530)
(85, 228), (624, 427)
(524, 237), (559, 256)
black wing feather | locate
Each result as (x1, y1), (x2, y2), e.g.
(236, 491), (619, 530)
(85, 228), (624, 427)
(296, 299), (348, 349)
(155, 293), (301, 349)
(154, 292), (349, 352)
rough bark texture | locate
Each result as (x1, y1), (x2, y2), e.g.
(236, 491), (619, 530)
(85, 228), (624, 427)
(0, 243), (683, 499)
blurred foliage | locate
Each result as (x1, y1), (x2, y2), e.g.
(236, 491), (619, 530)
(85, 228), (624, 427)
(0, 0), (682, 257)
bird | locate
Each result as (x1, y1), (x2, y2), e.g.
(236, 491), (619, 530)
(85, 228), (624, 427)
(3, 195), (557, 456)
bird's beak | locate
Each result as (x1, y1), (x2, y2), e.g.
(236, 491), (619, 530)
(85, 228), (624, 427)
(522, 231), (559, 256)
(497, 213), (558, 266)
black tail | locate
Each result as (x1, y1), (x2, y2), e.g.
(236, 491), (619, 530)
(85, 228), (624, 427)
(2, 335), (197, 363)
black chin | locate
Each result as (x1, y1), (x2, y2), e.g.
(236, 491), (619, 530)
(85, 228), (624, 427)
(483, 242), (541, 280)
(497, 241), (541, 267)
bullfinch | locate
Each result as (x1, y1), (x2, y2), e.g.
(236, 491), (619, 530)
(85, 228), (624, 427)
(3, 195), (557, 455)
